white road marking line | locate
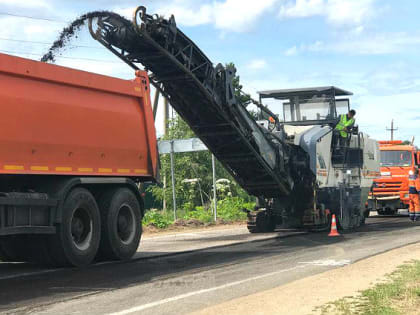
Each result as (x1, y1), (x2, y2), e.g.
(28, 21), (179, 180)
(0, 268), (63, 281)
(107, 265), (307, 315)
(298, 259), (351, 266)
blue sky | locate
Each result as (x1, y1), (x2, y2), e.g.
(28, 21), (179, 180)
(0, 0), (419, 141)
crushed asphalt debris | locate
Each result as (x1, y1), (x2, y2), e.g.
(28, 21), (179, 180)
(40, 11), (129, 63)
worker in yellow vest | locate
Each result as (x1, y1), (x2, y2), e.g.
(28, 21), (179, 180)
(335, 110), (356, 147)
(408, 167), (420, 221)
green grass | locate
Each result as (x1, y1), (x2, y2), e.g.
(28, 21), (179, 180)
(143, 209), (174, 229)
(142, 197), (253, 229)
(318, 260), (420, 315)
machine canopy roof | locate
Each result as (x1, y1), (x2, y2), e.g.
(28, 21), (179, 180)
(258, 86), (353, 99)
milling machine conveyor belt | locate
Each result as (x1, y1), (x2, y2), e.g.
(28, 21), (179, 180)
(88, 7), (291, 197)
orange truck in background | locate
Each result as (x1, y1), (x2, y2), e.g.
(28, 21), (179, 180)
(0, 53), (158, 267)
(367, 140), (420, 216)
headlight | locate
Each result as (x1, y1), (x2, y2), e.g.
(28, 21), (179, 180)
(381, 171), (391, 176)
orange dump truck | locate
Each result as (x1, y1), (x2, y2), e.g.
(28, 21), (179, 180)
(0, 53), (158, 266)
(368, 140), (419, 215)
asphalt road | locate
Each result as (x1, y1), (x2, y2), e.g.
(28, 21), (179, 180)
(0, 214), (419, 315)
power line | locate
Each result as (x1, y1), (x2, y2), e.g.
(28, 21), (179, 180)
(0, 11), (65, 23)
(0, 49), (122, 64)
(0, 37), (103, 49)
(0, 13), (125, 64)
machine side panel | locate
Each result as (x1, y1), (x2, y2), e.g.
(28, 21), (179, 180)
(315, 132), (333, 188)
(297, 125), (331, 174)
(361, 135), (381, 188)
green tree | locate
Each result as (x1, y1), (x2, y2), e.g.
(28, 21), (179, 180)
(226, 62), (251, 105)
(148, 116), (252, 211)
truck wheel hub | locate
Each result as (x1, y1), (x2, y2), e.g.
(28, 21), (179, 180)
(117, 204), (135, 245)
(71, 207), (93, 251)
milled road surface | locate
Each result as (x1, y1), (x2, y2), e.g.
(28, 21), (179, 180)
(0, 214), (418, 315)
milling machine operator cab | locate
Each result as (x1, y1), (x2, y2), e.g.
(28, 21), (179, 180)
(258, 86), (362, 168)
(258, 86), (352, 126)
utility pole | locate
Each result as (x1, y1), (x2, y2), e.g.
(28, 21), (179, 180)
(212, 154), (217, 222)
(170, 141), (177, 220)
(163, 97), (169, 134)
(162, 97), (169, 212)
(152, 88), (160, 120)
(386, 119), (398, 141)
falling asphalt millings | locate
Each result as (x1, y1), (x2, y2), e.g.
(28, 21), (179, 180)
(40, 11), (130, 63)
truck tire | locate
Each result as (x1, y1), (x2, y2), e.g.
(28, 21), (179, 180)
(364, 209), (370, 218)
(48, 188), (101, 267)
(385, 207), (397, 215)
(97, 188), (142, 261)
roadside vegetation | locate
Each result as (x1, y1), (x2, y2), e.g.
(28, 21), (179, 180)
(143, 197), (254, 229)
(143, 116), (256, 230)
(318, 260), (420, 315)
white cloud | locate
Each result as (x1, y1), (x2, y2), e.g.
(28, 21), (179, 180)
(247, 59), (268, 70)
(113, 7), (135, 19)
(146, 2), (213, 27)
(327, 0), (374, 26)
(212, 0), (277, 32)
(56, 58), (131, 78)
(0, 0), (70, 55)
(279, 0), (325, 18)
(284, 32), (420, 56)
(0, 0), (51, 9)
(355, 92), (420, 142)
(279, 0), (375, 27)
(333, 32), (420, 55)
(115, 0), (278, 32)
(284, 45), (298, 56)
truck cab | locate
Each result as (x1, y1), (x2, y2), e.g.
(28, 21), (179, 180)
(369, 140), (420, 215)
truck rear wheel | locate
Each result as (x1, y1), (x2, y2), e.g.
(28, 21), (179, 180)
(48, 188), (101, 267)
(98, 188), (142, 261)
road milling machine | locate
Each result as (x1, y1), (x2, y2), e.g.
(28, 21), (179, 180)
(88, 6), (380, 232)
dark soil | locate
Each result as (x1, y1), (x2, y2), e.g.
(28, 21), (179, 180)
(40, 11), (130, 63)
(173, 219), (205, 227)
(143, 220), (246, 234)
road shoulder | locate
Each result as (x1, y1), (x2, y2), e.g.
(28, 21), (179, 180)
(191, 242), (420, 315)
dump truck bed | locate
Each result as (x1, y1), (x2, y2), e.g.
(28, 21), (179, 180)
(0, 53), (157, 179)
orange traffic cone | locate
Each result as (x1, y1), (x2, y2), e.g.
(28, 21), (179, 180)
(328, 214), (340, 237)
